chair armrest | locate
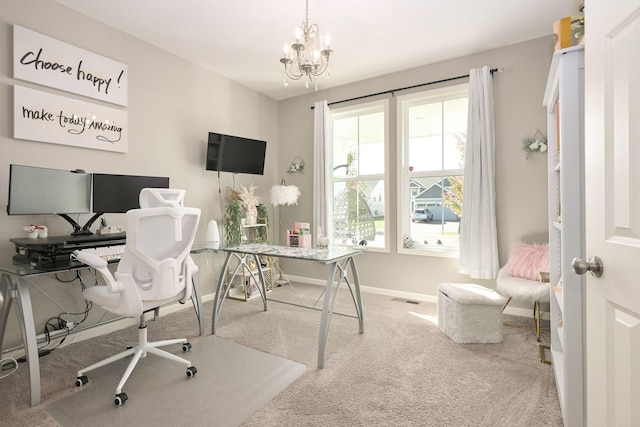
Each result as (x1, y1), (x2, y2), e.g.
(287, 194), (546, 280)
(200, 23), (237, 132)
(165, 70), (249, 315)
(74, 251), (108, 269)
(74, 250), (122, 294)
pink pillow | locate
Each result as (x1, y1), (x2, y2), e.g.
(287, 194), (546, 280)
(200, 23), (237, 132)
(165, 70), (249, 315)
(506, 242), (550, 281)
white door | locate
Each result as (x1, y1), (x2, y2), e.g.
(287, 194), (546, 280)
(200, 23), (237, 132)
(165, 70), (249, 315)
(584, 0), (640, 425)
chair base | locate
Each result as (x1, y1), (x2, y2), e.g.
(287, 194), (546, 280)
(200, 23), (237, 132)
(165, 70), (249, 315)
(502, 298), (548, 342)
(76, 317), (195, 405)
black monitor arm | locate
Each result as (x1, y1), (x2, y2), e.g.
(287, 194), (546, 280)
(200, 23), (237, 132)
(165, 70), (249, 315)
(58, 213), (104, 236)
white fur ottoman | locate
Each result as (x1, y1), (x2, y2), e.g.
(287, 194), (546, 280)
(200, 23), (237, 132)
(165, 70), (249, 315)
(438, 283), (506, 344)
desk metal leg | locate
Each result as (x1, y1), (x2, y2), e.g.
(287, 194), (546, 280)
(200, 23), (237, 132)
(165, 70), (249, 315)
(251, 254), (268, 312)
(212, 253), (269, 335)
(317, 256), (364, 369)
(0, 274), (14, 359)
(348, 257), (365, 334)
(13, 277), (41, 407)
(190, 274), (205, 336)
(212, 252), (233, 334)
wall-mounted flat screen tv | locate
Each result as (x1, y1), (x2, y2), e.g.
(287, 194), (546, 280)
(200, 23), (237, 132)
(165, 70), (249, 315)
(206, 132), (267, 175)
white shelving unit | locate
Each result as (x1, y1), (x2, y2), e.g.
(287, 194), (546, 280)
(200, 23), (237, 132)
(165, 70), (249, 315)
(543, 45), (585, 426)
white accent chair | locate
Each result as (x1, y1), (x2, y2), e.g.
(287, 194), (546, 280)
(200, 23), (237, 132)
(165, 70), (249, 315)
(74, 188), (200, 406)
(496, 266), (550, 342)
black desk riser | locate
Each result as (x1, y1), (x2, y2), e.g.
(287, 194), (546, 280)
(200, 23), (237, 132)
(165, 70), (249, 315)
(10, 232), (126, 270)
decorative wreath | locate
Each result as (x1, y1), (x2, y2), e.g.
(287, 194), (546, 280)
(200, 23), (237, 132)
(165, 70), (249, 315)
(287, 156), (305, 173)
(521, 129), (548, 159)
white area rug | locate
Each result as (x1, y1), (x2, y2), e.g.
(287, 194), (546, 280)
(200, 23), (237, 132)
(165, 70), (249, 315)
(45, 335), (306, 427)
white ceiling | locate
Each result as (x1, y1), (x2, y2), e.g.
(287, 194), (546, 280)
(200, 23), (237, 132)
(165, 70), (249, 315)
(52, 0), (581, 101)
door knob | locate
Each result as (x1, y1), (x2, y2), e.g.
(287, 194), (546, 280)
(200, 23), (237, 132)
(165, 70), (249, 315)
(572, 256), (604, 278)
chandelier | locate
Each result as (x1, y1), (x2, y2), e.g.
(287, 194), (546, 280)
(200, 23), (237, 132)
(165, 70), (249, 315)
(279, 0), (332, 90)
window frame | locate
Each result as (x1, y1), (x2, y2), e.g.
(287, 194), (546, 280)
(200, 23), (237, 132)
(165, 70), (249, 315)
(327, 99), (390, 253)
(396, 83), (468, 258)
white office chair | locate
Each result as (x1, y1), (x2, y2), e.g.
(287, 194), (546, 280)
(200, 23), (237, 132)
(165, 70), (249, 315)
(139, 187), (185, 208)
(74, 188), (201, 406)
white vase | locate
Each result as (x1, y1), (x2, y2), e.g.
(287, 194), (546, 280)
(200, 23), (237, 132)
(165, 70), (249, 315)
(245, 210), (257, 225)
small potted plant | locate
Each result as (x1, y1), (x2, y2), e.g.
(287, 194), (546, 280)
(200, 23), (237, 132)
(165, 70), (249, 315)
(224, 199), (243, 246)
(237, 184), (260, 225)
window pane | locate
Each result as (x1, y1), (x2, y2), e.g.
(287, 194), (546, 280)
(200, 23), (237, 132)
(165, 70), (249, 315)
(332, 111), (384, 177)
(407, 98), (467, 173)
(443, 98), (467, 170)
(409, 176), (462, 250)
(408, 135), (443, 172)
(332, 117), (358, 177)
(358, 112), (384, 175)
(408, 103), (442, 171)
(333, 179), (385, 248)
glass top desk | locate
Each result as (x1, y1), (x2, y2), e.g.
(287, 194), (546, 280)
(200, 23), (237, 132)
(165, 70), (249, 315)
(192, 243), (365, 369)
(0, 258), (205, 407)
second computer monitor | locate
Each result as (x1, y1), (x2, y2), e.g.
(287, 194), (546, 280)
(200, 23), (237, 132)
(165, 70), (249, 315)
(92, 173), (170, 213)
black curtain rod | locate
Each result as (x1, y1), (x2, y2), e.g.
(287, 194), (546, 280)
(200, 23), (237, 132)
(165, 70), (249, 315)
(310, 68), (498, 109)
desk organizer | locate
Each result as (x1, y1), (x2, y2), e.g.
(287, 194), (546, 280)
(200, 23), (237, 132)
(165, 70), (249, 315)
(287, 232), (311, 247)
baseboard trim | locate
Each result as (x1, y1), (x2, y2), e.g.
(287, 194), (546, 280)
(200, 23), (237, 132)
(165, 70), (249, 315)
(278, 274), (542, 319)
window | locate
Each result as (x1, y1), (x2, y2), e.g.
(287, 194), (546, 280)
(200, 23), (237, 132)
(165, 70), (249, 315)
(328, 101), (388, 250)
(398, 84), (468, 257)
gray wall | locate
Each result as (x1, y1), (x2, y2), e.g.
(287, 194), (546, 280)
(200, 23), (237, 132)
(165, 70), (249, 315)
(0, 0), (279, 349)
(0, 0), (552, 351)
(276, 37), (552, 297)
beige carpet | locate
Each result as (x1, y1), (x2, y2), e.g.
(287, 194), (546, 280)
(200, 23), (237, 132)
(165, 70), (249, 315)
(0, 282), (562, 426)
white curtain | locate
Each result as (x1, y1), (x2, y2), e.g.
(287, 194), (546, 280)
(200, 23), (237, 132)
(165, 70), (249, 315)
(459, 66), (499, 279)
(313, 100), (329, 245)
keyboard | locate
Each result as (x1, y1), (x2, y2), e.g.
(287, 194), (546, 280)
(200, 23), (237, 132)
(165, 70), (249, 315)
(76, 245), (126, 262)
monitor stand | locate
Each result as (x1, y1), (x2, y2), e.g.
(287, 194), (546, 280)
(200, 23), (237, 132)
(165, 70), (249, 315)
(58, 213), (104, 236)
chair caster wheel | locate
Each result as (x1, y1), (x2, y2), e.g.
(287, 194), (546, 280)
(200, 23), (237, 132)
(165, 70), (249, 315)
(115, 392), (128, 406)
(182, 342), (192, 352)
(75, 375), (88, 387)
(186, 366), (197, 378)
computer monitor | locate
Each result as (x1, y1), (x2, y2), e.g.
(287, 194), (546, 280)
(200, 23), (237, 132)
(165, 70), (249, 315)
(7, 164), (92, 235)
(92, 173), (170, 213)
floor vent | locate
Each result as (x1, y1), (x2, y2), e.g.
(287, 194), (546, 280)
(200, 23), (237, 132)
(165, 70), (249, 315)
(392, 297), (420, 305)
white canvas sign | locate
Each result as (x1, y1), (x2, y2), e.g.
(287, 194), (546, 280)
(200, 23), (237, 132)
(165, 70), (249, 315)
(14, 85), (128, 153)
(13, 25), (128, 106)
